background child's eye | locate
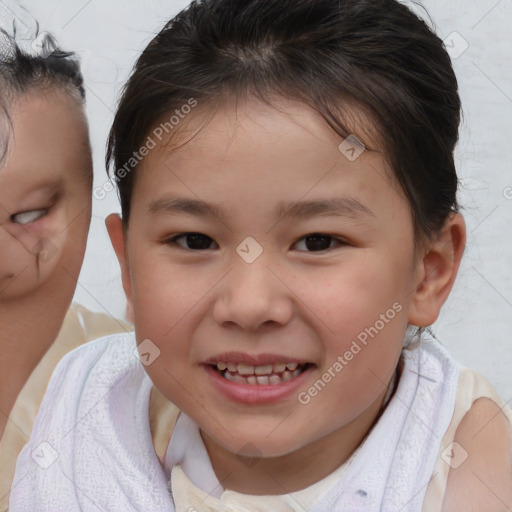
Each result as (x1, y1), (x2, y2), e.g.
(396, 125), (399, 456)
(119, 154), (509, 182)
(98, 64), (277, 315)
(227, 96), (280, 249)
(11, 209), (48, 225)
(293, 234), (344, 252)
(168, 232), (217, 250)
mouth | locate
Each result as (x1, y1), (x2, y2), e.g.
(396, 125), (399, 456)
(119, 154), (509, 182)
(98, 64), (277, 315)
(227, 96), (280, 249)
(203, 353), (315, 404)
(210, 361), (311, 385)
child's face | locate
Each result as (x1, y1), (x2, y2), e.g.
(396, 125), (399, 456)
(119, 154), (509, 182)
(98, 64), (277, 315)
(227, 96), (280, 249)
(0, 89), (92, 302)
(117, 98), (426, 459)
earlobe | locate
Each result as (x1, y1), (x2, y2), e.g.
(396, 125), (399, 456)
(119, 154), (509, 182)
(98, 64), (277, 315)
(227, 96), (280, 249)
(408, 213), (466, 327)
(105, 213), (133, 307)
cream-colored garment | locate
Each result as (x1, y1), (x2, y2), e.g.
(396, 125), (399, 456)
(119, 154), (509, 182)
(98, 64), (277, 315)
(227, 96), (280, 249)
(151, 366), (511, 512)
(422, 366), (512, 511)
(171, 460), (356, 512)
(0, 303), (131, 511)
(150, 392), (357, 511)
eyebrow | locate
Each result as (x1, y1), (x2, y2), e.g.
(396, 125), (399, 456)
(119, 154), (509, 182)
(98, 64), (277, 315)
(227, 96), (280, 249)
(276, 197), (374, 220)
(148, 195), (374, 221)
(149, 196), (227, 220)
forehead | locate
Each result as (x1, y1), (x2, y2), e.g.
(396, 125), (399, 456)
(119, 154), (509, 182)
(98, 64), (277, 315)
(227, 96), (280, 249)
(136, 96), (394, 191)
(0, 88), (90, 187)
(154, 95), (384, 158)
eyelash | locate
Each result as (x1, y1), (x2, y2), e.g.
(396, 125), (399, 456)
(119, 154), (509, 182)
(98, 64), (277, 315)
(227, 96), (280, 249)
(165, 232), (348, 253)
(11, 208), (49, 225)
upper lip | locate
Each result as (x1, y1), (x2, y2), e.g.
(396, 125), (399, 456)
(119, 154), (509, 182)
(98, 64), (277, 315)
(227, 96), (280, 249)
(204, 352), (310, 366)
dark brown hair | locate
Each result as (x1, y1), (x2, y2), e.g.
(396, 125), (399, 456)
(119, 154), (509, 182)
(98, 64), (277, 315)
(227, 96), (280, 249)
(107, 0), (461, 239)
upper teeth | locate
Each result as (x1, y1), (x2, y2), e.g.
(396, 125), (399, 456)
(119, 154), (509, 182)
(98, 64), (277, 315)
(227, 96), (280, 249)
(216, 362), (299, 375)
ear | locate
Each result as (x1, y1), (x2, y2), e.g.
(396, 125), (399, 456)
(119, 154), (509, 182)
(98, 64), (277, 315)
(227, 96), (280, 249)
(408, 212), (466, 327)
(105, 213), (133, 311)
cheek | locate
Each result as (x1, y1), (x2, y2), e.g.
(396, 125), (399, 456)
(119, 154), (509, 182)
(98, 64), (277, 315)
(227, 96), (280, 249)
(0, 205), (89, 300)
(310, 257), (406, 338)
(0, 221), (60, 299)
(128, 252), (222, 403)
(130, 250), (215, 336)
(60, 200), (91, 276)
(131, 278), (199, 408)
(303, 258), (409, 399)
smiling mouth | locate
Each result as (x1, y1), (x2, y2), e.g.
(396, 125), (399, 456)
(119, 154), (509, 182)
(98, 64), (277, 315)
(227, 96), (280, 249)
(210, 361), (311, 385)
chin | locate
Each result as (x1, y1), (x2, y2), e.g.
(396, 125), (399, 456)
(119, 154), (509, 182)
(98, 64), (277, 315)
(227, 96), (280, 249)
(205, 426), (306, 459)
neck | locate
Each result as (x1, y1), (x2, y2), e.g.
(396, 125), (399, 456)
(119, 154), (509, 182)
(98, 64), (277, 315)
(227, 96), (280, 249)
(0, 292), (69, 439)
(201, 381), (392, 495)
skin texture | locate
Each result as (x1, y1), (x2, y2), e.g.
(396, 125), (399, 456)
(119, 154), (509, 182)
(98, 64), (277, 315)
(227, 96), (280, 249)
(107, 97), (467, 495)
(443, 398), (512, 511)
(0, 88), (92, 438)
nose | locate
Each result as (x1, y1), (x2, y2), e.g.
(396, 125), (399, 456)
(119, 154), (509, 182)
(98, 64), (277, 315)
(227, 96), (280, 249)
(212, 257), (294, 332)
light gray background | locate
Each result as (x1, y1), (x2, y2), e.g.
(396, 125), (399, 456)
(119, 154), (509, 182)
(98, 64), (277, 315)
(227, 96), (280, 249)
(16, 0), (512, 399)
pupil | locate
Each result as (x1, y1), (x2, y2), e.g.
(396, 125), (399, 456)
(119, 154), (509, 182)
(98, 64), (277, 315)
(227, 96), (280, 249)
(306, 235), (331, 251)
(187, 233), (211, 250)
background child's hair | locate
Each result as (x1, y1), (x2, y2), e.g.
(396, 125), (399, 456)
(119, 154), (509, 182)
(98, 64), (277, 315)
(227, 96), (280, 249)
(107, 0), (461, 242)
(0, 24), (86, 165)
(0, 93), (8, 166)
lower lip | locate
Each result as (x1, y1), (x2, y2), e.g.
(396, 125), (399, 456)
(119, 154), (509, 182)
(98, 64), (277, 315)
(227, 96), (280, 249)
(204, 365), (313, 405)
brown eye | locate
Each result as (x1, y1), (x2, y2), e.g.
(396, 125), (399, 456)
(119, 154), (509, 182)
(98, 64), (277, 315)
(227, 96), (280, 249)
(293, 234), (345, 252)
(11, 209), (48, 225)
(168, 233), (217, 250)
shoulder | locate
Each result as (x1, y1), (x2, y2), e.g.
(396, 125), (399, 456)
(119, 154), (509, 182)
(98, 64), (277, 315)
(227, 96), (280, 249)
(53, 303), (132, 356)
(68, 302), (133, 340)
(49, 330), (139, 390)
(26, 331), (142, 444)
(442, 397), (512, 511)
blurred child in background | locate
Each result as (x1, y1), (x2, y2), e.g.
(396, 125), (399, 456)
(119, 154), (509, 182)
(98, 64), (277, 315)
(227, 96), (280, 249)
(0, 6), (131, 509)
